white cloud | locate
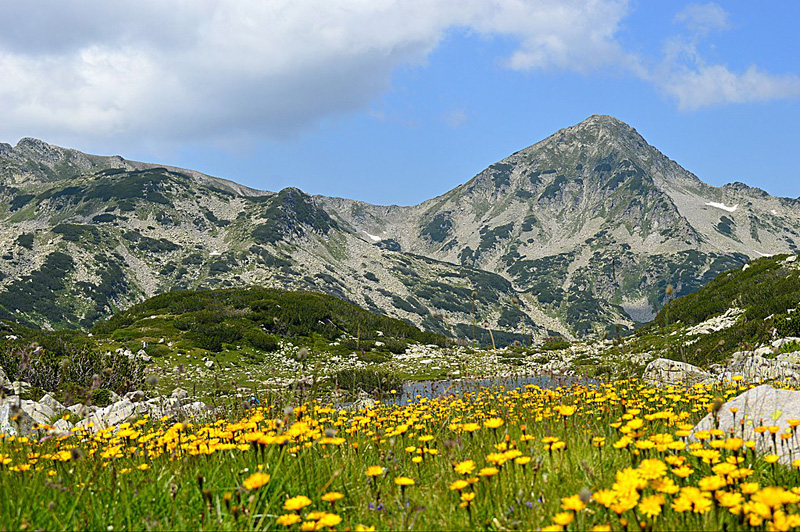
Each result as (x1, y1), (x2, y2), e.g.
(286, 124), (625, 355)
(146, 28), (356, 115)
(0, 0), (797, 149)
(471, 0), (634, 73)
(0, 0), (633, 148)
(648, 4), (800, 111)
(674, 3), (731, 36)
(661, 64), (800, 111)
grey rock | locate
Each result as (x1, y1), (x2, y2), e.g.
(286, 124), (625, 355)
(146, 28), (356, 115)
(67, 403), (95, 417)
(727, 351), (800, 383)
(124, 390), (146, 403)
(103, 401), (137, 427)
(52, 418), (73, 432)
(0, 398), (56, 435)
(76, 400), (138, 431)
(754, 346), (775, 357)
(0, 366), (10, 390)
(0, 401), (34, 435)
(642, 358), (711, 386)
(171, 388), (189, 401)
(39, 393), (65, 412)
(183, 401), (207, 417)
(693, 385), (800, 464)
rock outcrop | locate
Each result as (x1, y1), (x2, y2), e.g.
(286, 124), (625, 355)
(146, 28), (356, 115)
(693, 384), (800, 464)
(642, 358), (711, 386)
(0, 389), (209, 436)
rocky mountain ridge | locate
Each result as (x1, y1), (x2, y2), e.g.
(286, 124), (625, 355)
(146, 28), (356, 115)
(1, 116), (798, 341)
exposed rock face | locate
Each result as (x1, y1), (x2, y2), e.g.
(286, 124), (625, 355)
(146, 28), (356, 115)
(0, 399), (56, 435)
(725, 349), (800, 383)
(125, 390), (146, 403)
(642, 358), (712, 386)
(0, 389), (208, 436)
(38, 393), (65, 412)
(171, 388), (189, 401)
(693, 385), (800, 464)
(0, 366), (10, 390)
(1, 115), (799, 341)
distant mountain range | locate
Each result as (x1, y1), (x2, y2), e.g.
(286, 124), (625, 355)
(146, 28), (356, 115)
(1, 115), (798, 343)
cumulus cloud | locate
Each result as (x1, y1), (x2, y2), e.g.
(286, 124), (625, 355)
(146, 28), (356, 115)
(471, 0), (633, 73)
(0, 0), (634, 148)
(660, 64), (800, 111)
(648, 4), (800, 110)
(0, 0), (797, 149)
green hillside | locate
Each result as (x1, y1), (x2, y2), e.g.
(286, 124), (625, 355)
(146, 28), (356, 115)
(589, 254), (800, 373)
(0, 287), (450, 403)
(92, 286), (448, 353)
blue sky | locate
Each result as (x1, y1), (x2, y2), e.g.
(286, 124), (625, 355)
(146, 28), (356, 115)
(1, 1), (798, 205)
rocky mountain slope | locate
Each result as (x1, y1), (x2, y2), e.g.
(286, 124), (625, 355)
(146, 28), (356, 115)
(1, 116), (798, 341)
(323, 116), (800, 333)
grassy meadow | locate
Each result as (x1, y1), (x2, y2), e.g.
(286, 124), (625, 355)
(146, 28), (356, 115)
(3, 377), (800, 530)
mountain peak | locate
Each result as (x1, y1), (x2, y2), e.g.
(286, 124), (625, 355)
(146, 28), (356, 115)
(578, 114), (628, 127)
(564, 114), (641, 139)
(16, 137), (52, 149)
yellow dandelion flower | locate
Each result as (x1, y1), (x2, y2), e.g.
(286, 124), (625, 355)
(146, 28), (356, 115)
(317, 513), (342, 528)
(284, 495), (313, 512)
(453, 460), (476, 475)
(671, 466), (694, 479)
(552, 512), (574, 526)
(638, 494), (665, 519)
(243, 472), (271, 491)
(561, 494), (586, 512)
(478, 467), (499, 477)
(365, 466), (384, 477)
(637, 459), (667, 480)
(321, 492), (344, 504)
(276, 514), (302, 526)
(484, 418), (504, 430)
(450, 480), (469, 491)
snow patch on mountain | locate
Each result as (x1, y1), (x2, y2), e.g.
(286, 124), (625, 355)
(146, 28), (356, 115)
(705, 202), (738, 212)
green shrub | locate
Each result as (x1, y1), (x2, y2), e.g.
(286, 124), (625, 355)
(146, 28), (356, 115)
(90, 389), (112, 407)
(775, 315), (800, 338)
(0, 336), (144, 396)
(244, 329), (279, 352)
(541, 340), (571, 351)
(145, 344), (171, 358)
(376, 339), (408, 354)
(356, 352), (391, 364)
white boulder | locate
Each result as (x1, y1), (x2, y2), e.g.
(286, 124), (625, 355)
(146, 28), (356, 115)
(642, 358), (711, 386)
(693, 384), (800, 464)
